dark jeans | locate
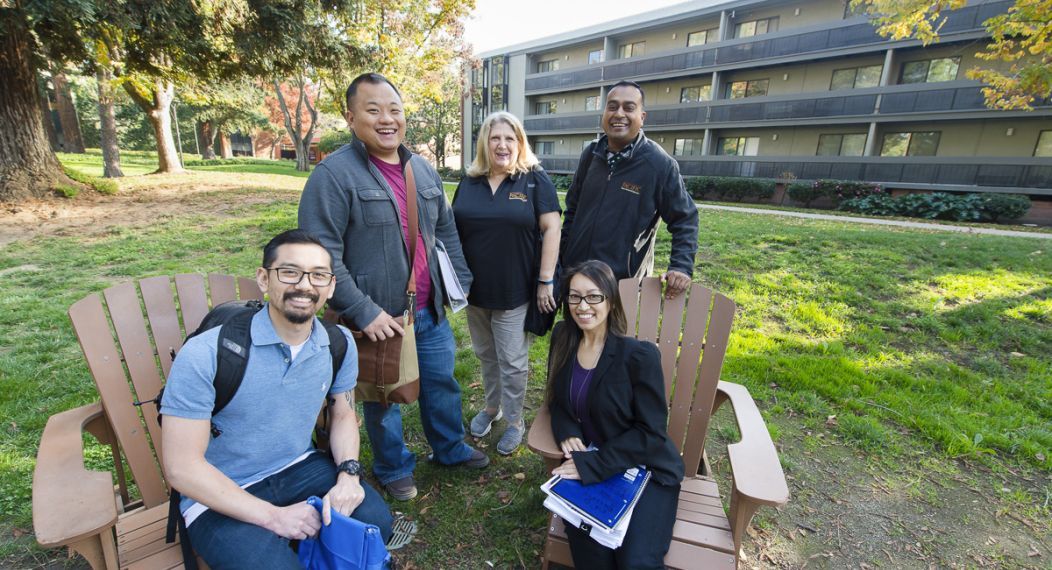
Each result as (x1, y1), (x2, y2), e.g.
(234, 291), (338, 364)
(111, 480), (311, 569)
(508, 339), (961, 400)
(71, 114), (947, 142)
(187, 452), (393, 570)
(564, 480), (680, 570)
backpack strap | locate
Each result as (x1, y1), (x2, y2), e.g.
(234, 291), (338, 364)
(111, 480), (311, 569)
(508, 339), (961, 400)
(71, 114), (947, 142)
(211, 308), (255, 421)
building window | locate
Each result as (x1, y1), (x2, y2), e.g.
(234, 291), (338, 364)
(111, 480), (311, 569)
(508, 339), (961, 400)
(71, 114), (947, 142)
(717, 137), (760, 156)
(880, 131), (940, 156)
(727, 79), (769, 99)
(734, 17), (778, 38)
(618, 41), (645, 59)
(1035, 130), (1052, 157)
(816, 133), (867, 156)
(900, 57), (960, 84)
(686, 29), (713, 47)
(680, 86), (708, 104)
(537, 59), (559, 73)
(830, 65), (883, 90)
(535, 101), (557, 115)
(674, 138), (705, 156)
(490, 84), (505, 111)
(588, 49), (603, 64)
(585, 96), (600, 111)
(536, 141), (554, 155)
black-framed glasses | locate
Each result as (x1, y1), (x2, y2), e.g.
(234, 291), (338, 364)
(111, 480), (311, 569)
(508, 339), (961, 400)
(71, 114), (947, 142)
(566, 293), (606, 305)
(267, 267), (335, 287)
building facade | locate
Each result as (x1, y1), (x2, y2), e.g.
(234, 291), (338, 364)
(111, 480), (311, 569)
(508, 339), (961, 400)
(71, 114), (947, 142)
(463, 0), (1052, 221)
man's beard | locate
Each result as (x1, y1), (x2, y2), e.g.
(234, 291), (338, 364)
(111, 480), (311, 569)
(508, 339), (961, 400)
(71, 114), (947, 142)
(282, 291), (319, 324)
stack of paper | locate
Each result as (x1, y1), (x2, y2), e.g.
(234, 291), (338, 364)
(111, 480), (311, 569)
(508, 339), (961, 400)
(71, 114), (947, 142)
(434, 240), (468, 313)
(540, 466), (651, 549)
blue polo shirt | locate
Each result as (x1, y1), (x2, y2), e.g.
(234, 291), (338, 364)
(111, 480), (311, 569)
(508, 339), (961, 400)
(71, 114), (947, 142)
(160, 305), (357, 515)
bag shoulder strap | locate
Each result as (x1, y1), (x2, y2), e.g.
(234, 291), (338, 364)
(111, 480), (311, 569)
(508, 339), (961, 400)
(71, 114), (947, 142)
(404, 159), (419, 322)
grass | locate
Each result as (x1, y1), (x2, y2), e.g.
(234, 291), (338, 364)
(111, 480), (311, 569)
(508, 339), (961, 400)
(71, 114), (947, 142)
(1, 154), (1050, 566)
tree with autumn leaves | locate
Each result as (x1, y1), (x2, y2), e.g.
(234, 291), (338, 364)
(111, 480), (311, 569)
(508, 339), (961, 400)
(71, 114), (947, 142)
(855, 0), (1052, 110)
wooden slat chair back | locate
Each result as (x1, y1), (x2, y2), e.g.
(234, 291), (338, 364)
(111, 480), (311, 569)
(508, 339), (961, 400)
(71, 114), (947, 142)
(33, 274), (261, 569)
(527, 277), (789, 569)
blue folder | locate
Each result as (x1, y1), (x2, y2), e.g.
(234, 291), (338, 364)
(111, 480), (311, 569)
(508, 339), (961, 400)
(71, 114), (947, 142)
(548, 466), (651, 529)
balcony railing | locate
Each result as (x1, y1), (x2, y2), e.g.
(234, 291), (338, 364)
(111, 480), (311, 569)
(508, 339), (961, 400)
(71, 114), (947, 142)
(522, 82), (1048, 133)
(536, 154), (1052, 192)
(523, 0), (1010, 93)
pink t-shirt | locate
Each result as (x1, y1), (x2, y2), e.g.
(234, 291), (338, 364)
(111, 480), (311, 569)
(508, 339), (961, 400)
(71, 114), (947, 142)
(369, 155), (430, 312)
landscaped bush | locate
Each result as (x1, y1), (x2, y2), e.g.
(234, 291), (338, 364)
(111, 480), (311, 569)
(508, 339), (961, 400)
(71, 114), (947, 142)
(317, 130), (354, 153)
(980, 193), (1031, 222)
(685, 176), (773, 202)
(549, 174), (573, 191)
(685, 176), (718, 200)
(785, 182), (825, 207)
(840, 191), (1029, 223)
(839, 193), (898, 216)
(436, 166), (462, 182)
(812, 179), (883, 204)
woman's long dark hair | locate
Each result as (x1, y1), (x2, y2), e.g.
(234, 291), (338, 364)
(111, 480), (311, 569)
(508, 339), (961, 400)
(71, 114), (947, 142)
(545, 260), (628, 404)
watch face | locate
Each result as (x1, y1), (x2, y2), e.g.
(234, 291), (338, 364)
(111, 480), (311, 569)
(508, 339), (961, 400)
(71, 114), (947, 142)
(340, 459), (362, 476)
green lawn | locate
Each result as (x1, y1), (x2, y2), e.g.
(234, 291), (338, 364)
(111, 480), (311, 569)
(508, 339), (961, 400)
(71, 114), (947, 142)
(57, 150), (160, 177)
(1, 156), (1049, 566)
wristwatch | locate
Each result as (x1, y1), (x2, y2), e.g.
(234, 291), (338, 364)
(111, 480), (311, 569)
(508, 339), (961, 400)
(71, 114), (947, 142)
(337, 459), (362, 477)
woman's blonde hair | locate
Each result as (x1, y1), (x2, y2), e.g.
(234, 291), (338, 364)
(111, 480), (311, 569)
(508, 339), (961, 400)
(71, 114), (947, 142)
(466, 111), (539, 177)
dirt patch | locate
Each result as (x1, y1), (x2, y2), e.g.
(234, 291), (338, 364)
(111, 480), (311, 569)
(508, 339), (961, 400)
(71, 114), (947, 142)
(0, 171), (303, 246)
(714, 411), (1052, 569)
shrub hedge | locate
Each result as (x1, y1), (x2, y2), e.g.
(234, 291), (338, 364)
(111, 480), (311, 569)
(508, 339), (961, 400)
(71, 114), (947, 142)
(318, 130), (354, 153)
(686, 176), (774, 202)
(840, 192), (1031, 222)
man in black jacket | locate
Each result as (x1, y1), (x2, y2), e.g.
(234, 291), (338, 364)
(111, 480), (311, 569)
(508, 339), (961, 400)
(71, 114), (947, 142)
(561, 80), (699, 298)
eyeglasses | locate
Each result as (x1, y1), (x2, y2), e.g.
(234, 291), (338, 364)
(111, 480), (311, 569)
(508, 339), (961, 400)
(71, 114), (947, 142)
(267, 267), (335, 287)
(566, 293), (606, 305)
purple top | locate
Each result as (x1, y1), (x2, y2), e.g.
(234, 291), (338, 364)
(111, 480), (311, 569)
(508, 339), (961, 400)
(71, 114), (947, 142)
(369, 155), (431, 312)
(570, 358), (601, 446)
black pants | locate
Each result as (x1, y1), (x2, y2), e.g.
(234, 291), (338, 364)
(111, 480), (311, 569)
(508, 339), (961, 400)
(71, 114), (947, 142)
(564, 480), (680, 570)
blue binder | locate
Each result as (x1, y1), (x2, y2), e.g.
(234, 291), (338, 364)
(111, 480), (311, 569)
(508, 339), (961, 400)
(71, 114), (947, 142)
(548, 466), (651, 529)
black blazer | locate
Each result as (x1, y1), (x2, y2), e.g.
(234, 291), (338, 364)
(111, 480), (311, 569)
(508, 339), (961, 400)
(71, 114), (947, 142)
(549, 326), (685, 486)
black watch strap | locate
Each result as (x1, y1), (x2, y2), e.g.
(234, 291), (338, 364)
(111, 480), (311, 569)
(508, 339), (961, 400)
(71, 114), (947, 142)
(337, 459), (362, 477)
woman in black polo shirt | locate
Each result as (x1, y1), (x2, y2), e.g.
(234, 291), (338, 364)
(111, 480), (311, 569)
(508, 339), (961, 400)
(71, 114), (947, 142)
(452, 111), (561, 455)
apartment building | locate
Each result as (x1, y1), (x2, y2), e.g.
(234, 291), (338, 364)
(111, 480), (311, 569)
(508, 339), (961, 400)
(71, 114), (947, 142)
(463, 0), (1052, 222)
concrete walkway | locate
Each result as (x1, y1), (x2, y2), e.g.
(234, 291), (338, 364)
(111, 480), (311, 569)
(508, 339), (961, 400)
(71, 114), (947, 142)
(696, 203), (1052, 240)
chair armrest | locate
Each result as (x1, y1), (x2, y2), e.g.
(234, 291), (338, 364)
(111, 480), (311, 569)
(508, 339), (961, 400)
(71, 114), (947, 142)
(526, 405), (563, 460)
(715, 381), (789, 507)
(33, 403), (120, 547)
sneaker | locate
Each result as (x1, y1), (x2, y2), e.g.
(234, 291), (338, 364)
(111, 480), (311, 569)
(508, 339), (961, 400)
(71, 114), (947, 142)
(383, 475), (418, 501)
(496, 422), (525, 456)
(469, 409), (503, 437)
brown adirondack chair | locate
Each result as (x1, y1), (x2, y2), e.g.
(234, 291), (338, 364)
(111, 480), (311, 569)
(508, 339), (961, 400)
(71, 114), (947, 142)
(527, 277), (789, 569)
(32, 274), (262, 569)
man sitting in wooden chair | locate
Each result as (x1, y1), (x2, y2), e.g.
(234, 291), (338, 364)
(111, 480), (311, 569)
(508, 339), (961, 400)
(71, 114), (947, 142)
(160, 229), (393, 568)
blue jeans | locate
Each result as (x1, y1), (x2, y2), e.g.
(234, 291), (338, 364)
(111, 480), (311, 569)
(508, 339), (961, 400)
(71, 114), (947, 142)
(362, 309), (473, 485)
(187, 452), (393, 569)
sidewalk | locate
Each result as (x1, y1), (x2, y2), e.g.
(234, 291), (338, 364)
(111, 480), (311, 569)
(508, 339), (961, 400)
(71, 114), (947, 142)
(696, 203), (1052, 240)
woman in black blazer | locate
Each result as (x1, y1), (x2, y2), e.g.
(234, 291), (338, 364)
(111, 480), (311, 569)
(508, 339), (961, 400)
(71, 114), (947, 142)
(547, 260), (684, 569)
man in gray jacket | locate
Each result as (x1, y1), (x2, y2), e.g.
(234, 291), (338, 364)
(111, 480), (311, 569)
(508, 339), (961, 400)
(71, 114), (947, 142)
(299, 73), (487, 502)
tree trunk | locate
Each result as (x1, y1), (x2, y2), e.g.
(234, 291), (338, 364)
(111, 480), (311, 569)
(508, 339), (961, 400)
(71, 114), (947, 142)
(198, 120), (217, 159)
(295, 139), (310, 171)
(219, 130), (233, 159)
(123, 79), (183, 173)
(95, 66), (124, 178)
(37, 75), (59, 151)
(0, 12), (75, 201)
(50, 67), (86, 153)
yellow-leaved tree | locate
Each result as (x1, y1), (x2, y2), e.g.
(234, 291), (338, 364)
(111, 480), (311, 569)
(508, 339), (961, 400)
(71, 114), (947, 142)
(853, 0), (1052, 110)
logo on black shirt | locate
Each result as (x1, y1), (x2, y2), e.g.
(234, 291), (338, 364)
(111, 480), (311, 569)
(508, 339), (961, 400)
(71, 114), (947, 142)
(508, 192), (528, 202)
